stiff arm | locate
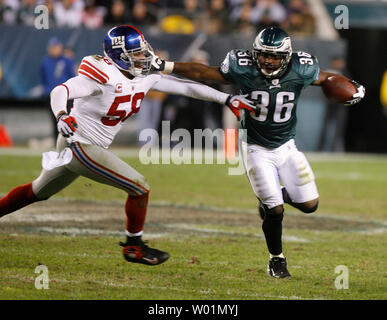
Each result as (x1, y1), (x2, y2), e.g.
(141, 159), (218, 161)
(150, 73), (230, 103)
(168, 63), (231, 84)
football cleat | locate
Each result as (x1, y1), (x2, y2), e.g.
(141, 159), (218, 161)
(119, 236), (169, 266)
(267, 257), (291, 279)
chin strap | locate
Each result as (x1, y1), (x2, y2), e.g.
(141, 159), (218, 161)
(260, 68), (282, 78)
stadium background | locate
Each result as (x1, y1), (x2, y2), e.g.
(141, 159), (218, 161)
(0, 0), (386, 153)
(0, 0), (386, 302)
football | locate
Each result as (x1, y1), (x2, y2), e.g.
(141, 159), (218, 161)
(322, 75), (357, 103)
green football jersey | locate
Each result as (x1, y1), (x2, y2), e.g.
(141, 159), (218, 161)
(220, 49), (320, 148)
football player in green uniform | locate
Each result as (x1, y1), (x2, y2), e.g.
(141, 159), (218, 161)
(150, 27), (365, 278)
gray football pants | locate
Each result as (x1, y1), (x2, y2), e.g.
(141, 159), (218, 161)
(32, 135), (150, 200)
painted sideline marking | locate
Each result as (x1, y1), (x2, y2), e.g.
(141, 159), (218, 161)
(1, 147), (387, 162)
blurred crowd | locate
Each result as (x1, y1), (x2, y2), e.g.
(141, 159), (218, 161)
(1, 0), (317, 146)
(0, 0), (316, 36)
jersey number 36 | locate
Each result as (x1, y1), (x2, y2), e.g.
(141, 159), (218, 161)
(249, 91), (295, 123)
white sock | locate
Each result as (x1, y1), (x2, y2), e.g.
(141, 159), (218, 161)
(125, 230), (143, 237)
(270, 253), (285, 259)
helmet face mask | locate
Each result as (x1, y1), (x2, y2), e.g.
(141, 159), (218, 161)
(252, 27), (292, 78)
(104, 25), (153, 77)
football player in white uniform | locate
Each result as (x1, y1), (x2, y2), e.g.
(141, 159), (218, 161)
(150, 26), (365, 276)
(0, 25), (255, 266)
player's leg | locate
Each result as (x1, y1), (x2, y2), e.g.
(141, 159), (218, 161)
(278, 141), (319, 214)
(240, 142), (291, 278)
(68, 142), (169, 265)
(281, 186), (319, 213)
(0, 166), (79, 218)
(0, 182), (40, 218)
(0, 140), (79, 218)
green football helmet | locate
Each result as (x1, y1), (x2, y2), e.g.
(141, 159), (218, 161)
(252, 27), (293, 78)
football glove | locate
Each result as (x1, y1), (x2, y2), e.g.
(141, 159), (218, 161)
(149, 51), (174, 73)
(57, 113), (78, 138)
(345, 80), (365, 105)
(225, 95), (256, 120)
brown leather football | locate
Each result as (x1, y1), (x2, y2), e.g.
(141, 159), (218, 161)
(322, 75), (357, 103)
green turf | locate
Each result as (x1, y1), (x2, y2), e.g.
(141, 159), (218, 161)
(0, 231), (385, 300)
(1, 152), (387, 218)
(0, 151), (386, 300)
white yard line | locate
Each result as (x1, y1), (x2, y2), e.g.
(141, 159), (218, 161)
(150, 200), (387, 227)
(163, 223), (310, 242)
(1, 147), (387, 161)
(1, 213), (115, 222)
(1, 198), (385, 235)
(34, 227), (165, 239)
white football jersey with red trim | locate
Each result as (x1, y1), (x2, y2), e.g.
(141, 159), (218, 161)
(61, 54), (229, 148)
(68, 55), (164, 148)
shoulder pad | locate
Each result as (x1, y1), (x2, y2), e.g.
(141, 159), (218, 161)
(220, 51), (232, 74)
(224, 49), (251, 62)
(291, 51), (319, 81)
(78, 55), (110, 84)
(220, 49), (252, 80)
(235, 49), (252, 57)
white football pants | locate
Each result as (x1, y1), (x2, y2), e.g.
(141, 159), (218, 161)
(240, 139), (319, 209)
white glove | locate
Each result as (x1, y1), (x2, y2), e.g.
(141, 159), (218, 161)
(345, 80), (365, 105)
(57, 114), (78, 138)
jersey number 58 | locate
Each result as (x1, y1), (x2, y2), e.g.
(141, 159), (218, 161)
(101, 92), (145, 126)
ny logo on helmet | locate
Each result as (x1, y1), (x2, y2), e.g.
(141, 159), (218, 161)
(112, 36), (125, 49)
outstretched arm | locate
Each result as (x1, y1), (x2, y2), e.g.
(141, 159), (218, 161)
(151, 74), (229, 103)
(151, 74), (256, 119)
(150, 52), (231, 84)
(172, 63), (231, 84)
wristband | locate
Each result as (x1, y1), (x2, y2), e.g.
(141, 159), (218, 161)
(225, 95), (231, 106)
(56, 112), (67, 121)
(164, 61), (175, 73)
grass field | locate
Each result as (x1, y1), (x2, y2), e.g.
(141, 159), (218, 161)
(0, 148), (386, 300)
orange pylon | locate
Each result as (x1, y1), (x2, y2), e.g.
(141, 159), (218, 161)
(0, 125), (13, 147)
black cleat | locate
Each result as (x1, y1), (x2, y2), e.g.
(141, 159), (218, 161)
(258, 201), (266, 220)
(267, 257), (291, 279)
(119, 236), (169, 266)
